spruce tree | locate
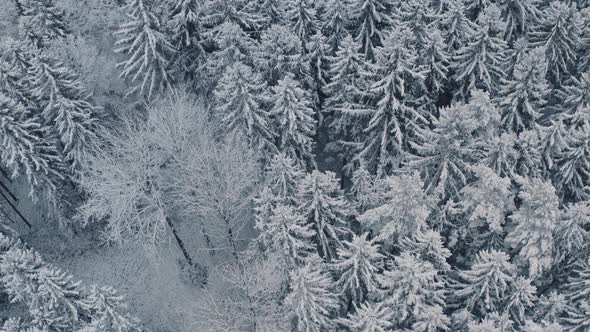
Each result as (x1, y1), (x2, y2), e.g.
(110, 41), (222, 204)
(264, 152), (305, 200)
(285, 0), (317, 52)
(212, 62), (276, 155)
(166, 0), (206, 80)
(27, 51), (99, 172)
(358, 173), (431, 242)
(452, 5), (508, 99)
(441, 0), (477, 56)
(506, 177), (560, 276)
(349, 0), (395, 61)
(321, 0), (351, 54)
(0, 94), (63, 200)
(557, 72), (590, 127)
(332, 233), (384, 303)
(530, 1), (581, 86)
(355, 27), (425, 176)
(285, 256), (339, 332)
(455, 249), (516, 316)
(555, 124), (590, 201)
(378, 252), (448, 329)
(269, 74), (316, 167)
(114, 0), (174, 99)
(498, 47), (550, 133)
(296, 170), (352, 261)
(338, 301), (393, 332)
(500, 0), (541, 42)
(17, 0), (69, 49)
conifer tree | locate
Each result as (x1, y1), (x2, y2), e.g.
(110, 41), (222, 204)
(296, 170), (352, 261)
(270, 74), (317, 167)
(555, 124), (590, 201)
(455, 250), (516, 316)
(323, 34), (370, 130)
(307, 31), (330, 113)
(166, 0), (206, 80)
(0, 234), (140, 331)
(358, 173), (431, 242)
(205, 22), (257, 85)
(0, 94), (63, 200)
(417, 30), (450, 112)
(530, 1), (581, 86)
(506, 177), (560, 276)
(256, 204), (315, 265)
(27, 52), (99, 172)
(400, 229), (452, 273)
(332, 233), (384, 303)
(17, 0), (69, 49)
(321, 0), (351, 54)
(505, 277), (537, 325)
(350, 164), (378, 213)
(212, 62), (276, 155)
(557, 72), (590, 126)
(349, 0), (395, 60)
(201, 0), (262, 35)
(338, 301), (393, 332)
(500, 0), (541, 42)
(378, 252), (447, 328)
(285, 256), (340, 332)
(457, 165), (515, 251)
(452, 5), (508, 99)
(355, 27), (425, 176)
(254, 25), (309, 86)
(258, 0), (284, 27)
(114, 0), (174, 99)
(441, 0), (477, 56)
(285, 0), (317, 52)
(264, 152), (305, 200)
(554, 202), (590, 265)
(498, 47), (550, 133)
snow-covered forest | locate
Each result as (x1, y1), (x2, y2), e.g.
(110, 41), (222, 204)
(1, 0), (590, 330)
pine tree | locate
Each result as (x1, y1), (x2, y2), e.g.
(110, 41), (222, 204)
(463, 0), (493, 19)
(0, 94), (63, 200)
(530, 1), (581, 86)
(332, 233), (384, 303)
(307, 31), (330, 113)
(452, 5), (508, 99)
(514, 129), (544, 178)
(523, 320), (562, 332)
(27, 52), (99, 172)
(441, 0), (477, 56)
(296, 170), (352, 261)
(321, 0), (351, 54)
(349, 0), (395, 60)
(565, 301), (590, 331)
(270, 74), (317, 167)
(355, 27), (425, 176)
(285, 256), (340, 332)
(399, 0), (440, 52)
(166, 0), (206, 80)
(114, 0), (174, 99)
(500, 0), (541, 42)
(499, 47), (550, 133)
(285, 0), (317, 52)
(264, 152), (305, 200)
(538, 117), (569, 175)
(256, 204), (315, 265)
(506, 177), (560, 276)
(358, 172), (432, 242)
(17, 0), (69, 49)
(535, 291), (568, 324)
(455, 249), (516, 316)
(579, 18), (590, 73)
(79, 286), (140, 331)
(254, 25), (309, 86)
(338, 301), (393, 332)
(212, 62), (276, 155)
(565, 258), (590, 330)
(378, 252), (447, 328)
(412, 305), (451, 332)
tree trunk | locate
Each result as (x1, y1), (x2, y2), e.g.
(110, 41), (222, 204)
(0, 189), (31, 228)
(165, 216), (194, 266)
